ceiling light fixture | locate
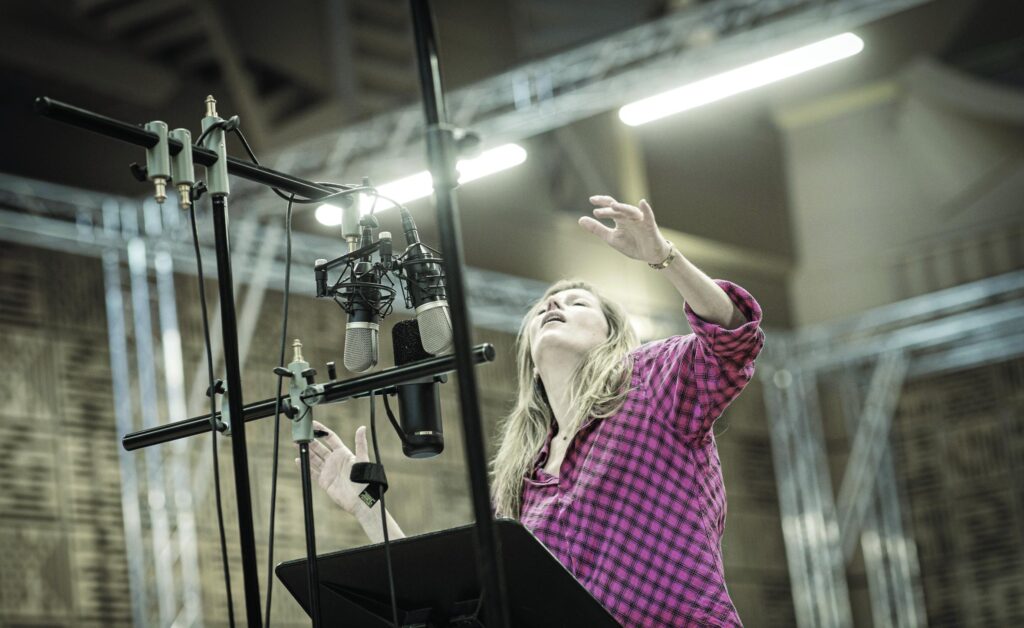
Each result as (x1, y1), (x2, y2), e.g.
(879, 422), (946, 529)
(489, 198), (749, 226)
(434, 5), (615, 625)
(316, 143), (527, 225)
(619, 32), (864, 126)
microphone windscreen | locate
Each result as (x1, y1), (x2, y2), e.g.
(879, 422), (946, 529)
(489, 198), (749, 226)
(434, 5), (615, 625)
(392, 319), (431, 366)
(416, 304), (453, 355)
(344, 325), (379, 372)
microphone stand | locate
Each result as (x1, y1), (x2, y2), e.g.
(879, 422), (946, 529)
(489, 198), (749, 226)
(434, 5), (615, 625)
(36, 3), (511, 619)
(201, 97), (264, 627)
(34, 94), (353, 628)
(409, 1), (511, 625)
(274, 339), (325, 628)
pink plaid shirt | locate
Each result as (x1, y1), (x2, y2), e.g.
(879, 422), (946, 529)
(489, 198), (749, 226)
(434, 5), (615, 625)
(519, 280), (765, 627)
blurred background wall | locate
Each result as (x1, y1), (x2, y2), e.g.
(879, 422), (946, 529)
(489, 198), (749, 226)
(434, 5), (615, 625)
(0, 0), (1021, 626)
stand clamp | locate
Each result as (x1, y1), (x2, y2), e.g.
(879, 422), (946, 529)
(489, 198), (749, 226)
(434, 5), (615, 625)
(200, 96), (230, 197)
(205, 378), (231, 436)
(143, 120), (170, 204)
(273, 339), (325, 443)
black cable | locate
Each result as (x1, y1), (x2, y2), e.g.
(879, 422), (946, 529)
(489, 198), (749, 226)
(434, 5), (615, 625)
(224, 122), (412, 627)
(194, 117), (237, 148)
(230, 127), (369, 206)
(369, 391), (401, 627)
(263, 194), (295, 628)
(188, 204), (236, 628)
(381, 393), (411, 449)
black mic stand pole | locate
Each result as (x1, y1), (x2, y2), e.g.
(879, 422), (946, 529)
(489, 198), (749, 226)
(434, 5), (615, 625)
(274, 339), (325, 628)
(408, 2), (511, 625)
(202, 95), (265, 627)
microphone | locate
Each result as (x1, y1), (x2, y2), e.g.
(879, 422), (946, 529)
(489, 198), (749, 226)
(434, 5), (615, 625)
(343, 224), (381, 372)
(392, 319), (444, 458)
(314, 259), (328, 298)
(400, 209), (453, 355)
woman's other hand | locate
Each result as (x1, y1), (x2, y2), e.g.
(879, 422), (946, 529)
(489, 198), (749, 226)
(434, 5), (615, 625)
(299, 419), (370, 516)
(580, 195), (672, 265)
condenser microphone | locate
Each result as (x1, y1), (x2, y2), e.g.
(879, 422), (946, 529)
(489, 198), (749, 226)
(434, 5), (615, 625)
(314, 259), (328, 298)
(343, 226), (381, 372)
(400, 209), (453, 355)
(392, 319), (444, 458)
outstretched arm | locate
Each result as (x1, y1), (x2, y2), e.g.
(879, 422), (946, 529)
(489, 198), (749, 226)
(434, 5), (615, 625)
(581, 195), (746, 329)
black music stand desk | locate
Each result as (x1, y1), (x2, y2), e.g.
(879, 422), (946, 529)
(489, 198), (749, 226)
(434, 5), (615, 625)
(276, 518), (621, 627)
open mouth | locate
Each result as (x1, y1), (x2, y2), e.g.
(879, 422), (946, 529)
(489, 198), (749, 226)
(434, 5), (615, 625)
(542, 312), (566, 326)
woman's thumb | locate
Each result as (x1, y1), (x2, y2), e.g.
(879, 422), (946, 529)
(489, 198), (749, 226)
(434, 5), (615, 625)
(355, 425), (369, 461)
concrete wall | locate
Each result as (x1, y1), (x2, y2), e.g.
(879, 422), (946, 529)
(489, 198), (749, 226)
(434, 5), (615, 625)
(777, 62), (1024, 326)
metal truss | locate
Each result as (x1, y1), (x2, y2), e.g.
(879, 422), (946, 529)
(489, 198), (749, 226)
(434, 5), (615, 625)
(765, 357), (853, 627)
(248, 0), (934, 207)
(760, 269), (1024, 627)
(0, 173), (684, 339)
(101, 199), (205, 627)
(838, 369), (926, 628)
(836, 350), (910, 562)
(103, 244), (150, 627)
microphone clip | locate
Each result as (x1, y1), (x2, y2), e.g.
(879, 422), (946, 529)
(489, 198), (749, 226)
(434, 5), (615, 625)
(315, 237), (399, 318)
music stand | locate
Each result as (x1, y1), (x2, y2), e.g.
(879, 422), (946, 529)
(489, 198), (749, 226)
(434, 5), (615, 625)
(276, 519), (620, 627)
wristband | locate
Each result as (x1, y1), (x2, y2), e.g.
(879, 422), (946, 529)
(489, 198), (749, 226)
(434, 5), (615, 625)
(358, 488), (379, 509)
(648, 240), (677, 269)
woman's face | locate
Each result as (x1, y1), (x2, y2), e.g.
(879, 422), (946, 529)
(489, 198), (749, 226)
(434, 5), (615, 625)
(528, 288), (610, 368)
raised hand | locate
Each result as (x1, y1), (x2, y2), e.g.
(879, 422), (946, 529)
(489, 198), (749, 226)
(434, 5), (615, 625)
(299, 419), (370, 515)
(579, 195), (672, 265)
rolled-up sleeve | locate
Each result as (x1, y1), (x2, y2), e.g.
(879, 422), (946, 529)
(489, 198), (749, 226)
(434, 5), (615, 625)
(634, 280), (765, 446)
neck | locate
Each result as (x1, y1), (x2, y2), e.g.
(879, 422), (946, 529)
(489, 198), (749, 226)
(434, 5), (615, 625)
(536, 356), (580, 439)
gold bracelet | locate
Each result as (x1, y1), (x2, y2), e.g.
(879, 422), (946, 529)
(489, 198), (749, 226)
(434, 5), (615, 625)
(648, 240), (676, 269)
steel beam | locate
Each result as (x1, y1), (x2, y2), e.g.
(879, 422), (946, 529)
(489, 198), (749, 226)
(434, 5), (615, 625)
(836, 351), (909, 561)
(838, 371), (926, 628)
(242, 0), (933, 207)
(0, 171), (755, 340)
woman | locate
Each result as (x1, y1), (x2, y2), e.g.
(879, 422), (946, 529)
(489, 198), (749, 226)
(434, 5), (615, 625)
(305, 195), (765, 627)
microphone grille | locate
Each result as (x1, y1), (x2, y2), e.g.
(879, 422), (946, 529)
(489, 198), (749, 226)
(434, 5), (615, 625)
(344, 326), (379, 372)
(417, 304), (453, 355)
(392, 319), (431, 366)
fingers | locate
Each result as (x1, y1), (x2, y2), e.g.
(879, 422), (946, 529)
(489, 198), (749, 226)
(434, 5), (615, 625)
(590, 195), (646, 221)
(308, 438), (338, 464)
(310, 426), (353, 458)
(354, 425), (368, 462)
(638, 199), (654, 218)
(578, 216), (614, 242)
(311, 419), (344, 451)
(592, 208), (641, 224)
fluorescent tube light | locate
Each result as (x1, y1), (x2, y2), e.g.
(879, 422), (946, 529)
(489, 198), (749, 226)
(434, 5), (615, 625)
(619, 33), (864, 126)
(316, 143), (527, 225)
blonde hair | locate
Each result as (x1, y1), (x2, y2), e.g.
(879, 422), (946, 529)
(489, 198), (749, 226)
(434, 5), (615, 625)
(490, 280), (639, 518)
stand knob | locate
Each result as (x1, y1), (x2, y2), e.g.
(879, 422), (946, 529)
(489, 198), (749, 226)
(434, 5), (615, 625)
(301, 368), (317, 385)
(206, 378), (225, 398)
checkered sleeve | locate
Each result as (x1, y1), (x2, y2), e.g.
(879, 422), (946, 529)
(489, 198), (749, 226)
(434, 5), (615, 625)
(637, 280), (765, 446)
